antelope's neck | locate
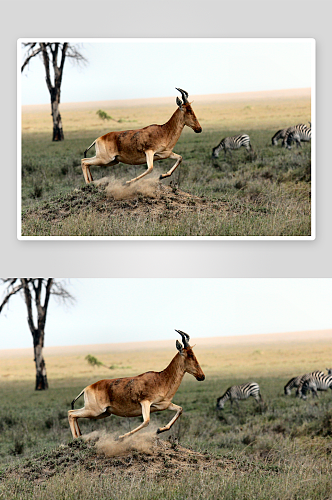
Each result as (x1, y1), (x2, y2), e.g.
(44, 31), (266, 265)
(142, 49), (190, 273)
(161, 353), (186, 400)
(162, 109), (185, 149)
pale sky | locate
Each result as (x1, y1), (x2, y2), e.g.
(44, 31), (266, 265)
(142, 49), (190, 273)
(0, 279), (330, 350)
(20, 39), (313, 106)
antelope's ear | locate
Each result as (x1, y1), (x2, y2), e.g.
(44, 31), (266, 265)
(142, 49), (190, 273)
(176, 96), (183, 109)
(176, 340), (184, 355)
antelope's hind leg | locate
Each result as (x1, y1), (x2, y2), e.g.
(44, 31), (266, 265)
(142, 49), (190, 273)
(68, 407), (110, 439)
(81, 156), (119, 185)
(81, 158), (93, 184)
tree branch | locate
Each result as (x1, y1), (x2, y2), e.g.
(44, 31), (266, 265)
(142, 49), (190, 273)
(40, 43), (53, 93)
(57, 43), (68, 92)
(21, 46), (42, 73)
(0, 281), (23, 313)
(59, 43), (68, 74)
(39, 278), (53, 331)
(21, 279), (36, 335)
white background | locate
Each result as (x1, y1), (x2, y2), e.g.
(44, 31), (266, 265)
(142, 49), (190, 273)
(2, 0), (332, 278)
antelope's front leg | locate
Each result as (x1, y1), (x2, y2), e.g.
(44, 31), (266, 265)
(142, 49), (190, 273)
(156, 403), (183, 434)
(126, 150), (154, 184)
(118, 401), (151, 439)
(159, 152), (182, 180)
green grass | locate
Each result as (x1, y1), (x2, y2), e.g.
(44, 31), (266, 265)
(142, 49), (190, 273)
(21, 102), (312, 236)
(0, 374), (331, 499)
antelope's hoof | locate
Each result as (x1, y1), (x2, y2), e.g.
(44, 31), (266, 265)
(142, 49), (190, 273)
(159, 175), (164, 180)
(156, 428), (162, 434)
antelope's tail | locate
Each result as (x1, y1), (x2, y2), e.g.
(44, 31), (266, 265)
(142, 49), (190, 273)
(71, 389), (85, 409)
(84, 141), (96, 158)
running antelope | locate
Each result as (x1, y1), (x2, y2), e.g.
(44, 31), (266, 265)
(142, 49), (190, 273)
(68, 330), (205, 439)
(81, 88), (202, 185)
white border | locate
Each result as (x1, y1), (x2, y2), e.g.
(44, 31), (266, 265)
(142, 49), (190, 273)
(18, 38), (316, 241)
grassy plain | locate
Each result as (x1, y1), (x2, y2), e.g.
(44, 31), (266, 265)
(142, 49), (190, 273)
(1, 330), (331, 499)
(21, 89), (312, 236)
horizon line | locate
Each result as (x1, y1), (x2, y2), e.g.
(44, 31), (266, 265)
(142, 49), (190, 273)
(1, 327), (330, 357)
(21, 87), (311, 109)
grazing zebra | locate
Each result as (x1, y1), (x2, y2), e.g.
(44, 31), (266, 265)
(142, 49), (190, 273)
(282, 123), (311, 149)
(299, 372), (332, 399)
(212, 134), (252, 158)
(216, 382), (263, 409)
(271, 128), (288, 146)
(284, 375), (303, 396)
(284, 370), (325, 397)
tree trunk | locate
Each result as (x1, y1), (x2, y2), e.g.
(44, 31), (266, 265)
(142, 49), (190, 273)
(33, 330), (48, 390)
(51, 98), (64, 141)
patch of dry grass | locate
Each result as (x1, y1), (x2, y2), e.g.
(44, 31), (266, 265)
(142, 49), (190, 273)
(1, 332), (331, 384)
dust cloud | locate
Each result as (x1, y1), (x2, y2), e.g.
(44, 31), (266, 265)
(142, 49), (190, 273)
(93, 176), (161, 201)
(82, 426), (160, 457)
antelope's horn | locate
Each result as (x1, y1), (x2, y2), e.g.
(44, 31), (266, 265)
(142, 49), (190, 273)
(176, 96), (183, 108)
(175, 88), (189, 104)
(175, 329), (190, 347)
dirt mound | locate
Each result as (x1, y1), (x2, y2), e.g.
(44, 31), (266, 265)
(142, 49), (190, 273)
(3, 433), (234, 484)
(22, 178), (227, 225)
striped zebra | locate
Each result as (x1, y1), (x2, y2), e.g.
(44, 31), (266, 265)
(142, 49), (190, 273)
(284, 375), (303, 396)
(212, 134), (252, 158)
(284, 370), (325, 397)
(216, 382), (263, 409)
(282, 123), (311, 149)
(299, 372), (332, 399)
(271, 128), (288, 146)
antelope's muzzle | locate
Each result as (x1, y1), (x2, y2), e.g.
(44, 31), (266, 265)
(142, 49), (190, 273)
(194, 127), (202, 133)
(196, 374), (205, 381)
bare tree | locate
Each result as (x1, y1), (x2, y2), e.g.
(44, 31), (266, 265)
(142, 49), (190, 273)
(0, 279), (74, 390)
(21, 43), (87, 141)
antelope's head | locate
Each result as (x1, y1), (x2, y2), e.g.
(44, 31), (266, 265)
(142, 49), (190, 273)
(176, 88), (202, 134)
(175, 329), (205, 381)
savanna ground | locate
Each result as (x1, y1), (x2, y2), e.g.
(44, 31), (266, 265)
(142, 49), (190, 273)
(21, 89), (312, 237)
(1, 330), (331, 499)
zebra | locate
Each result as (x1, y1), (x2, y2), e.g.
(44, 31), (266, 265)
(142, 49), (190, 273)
(299, 372), (332, 399)
(284, 375), (303, 396)
(212, 134), (252, 158)
(216, 382), (263, 409)
(284, 371), (325, 398)
(271, 128), (288, 146)
(282, 123), (311, 149)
